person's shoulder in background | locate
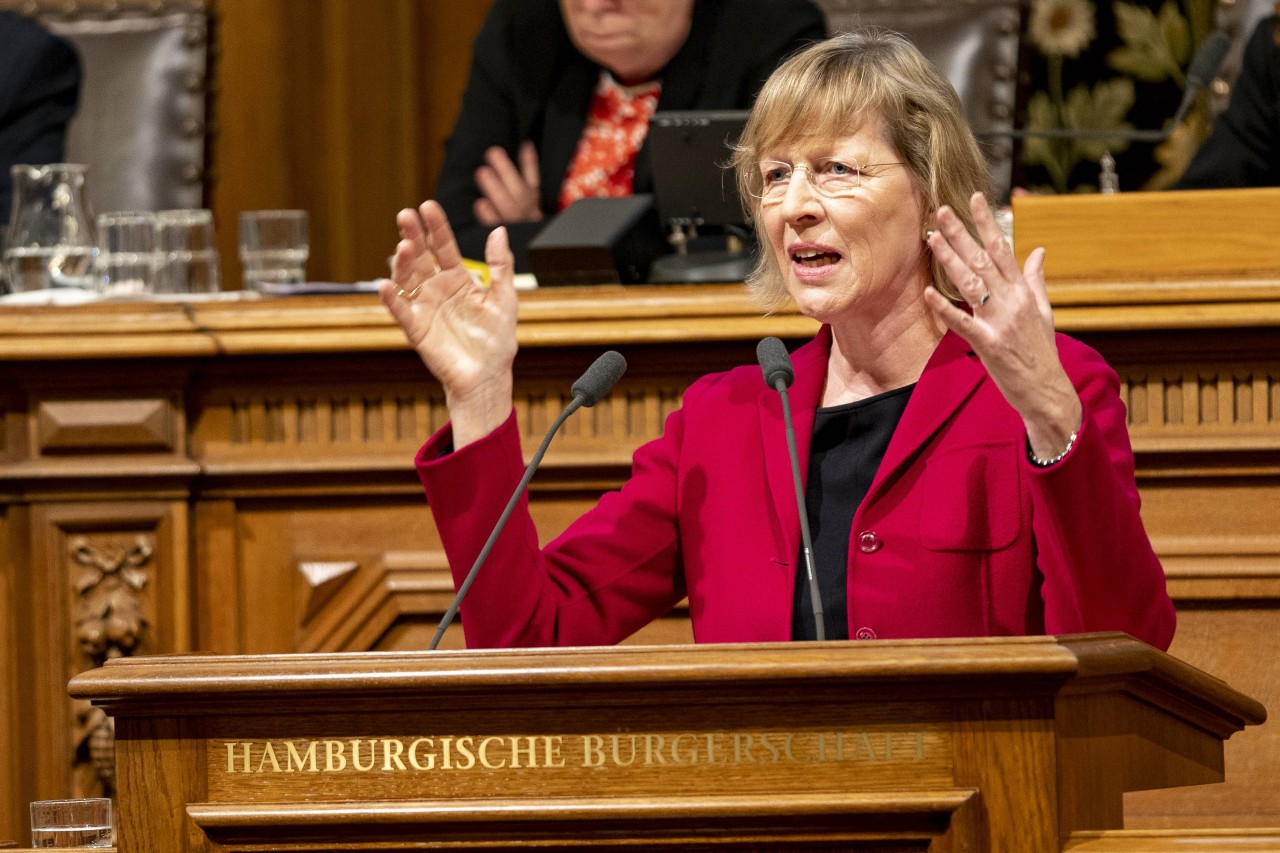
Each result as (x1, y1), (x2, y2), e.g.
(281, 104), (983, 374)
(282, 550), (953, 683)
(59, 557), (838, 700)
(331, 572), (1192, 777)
(1175, 15), (1279, 189)
(700, 0), (829, 82)
(710, 0), (828, 37)
(0, 11), (81, 128)
(476, 0), (575, 93)
(0, 11), (82, 223)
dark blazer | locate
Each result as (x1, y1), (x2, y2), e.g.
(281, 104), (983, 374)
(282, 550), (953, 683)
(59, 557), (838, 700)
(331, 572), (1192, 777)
(436, 0), (827, 267)
(0, 12), (82, 225)
(1177, 16), (1279, 189)
(416, 328), (1175, 652)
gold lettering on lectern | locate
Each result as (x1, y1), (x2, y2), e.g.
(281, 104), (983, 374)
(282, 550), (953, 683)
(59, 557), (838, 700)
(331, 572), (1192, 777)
(407, 738), (433, 770)
(257, 743), (281, 773)
(384, 738), (407, 770)
(351, 739), (378, 772)
(287, 740), (318, 772)
(225, 742), (249, 773)
(219, 730), (931, 775)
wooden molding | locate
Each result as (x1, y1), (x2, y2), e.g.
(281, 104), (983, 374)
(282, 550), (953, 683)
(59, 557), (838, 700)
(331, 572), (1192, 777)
(3, 286), (1280, 836)
(297, 561), (360, 623)
(1013, 189), (1280, 286)
(186, 790), (976, 848)
(297, 553), (454, 654)
(37, 399), (176, 455)
(66, 636), (1265, 849)
(1065, 827), (1280, 851)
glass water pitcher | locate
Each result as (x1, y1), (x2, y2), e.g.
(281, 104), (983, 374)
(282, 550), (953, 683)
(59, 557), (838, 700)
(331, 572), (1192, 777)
(4, 163), (99, 292)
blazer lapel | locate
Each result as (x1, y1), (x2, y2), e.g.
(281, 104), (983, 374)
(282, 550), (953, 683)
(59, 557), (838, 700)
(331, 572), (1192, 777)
(758, 328), (830, 562)
(540, 59), (595, 210)
(863, 331), (986, 504)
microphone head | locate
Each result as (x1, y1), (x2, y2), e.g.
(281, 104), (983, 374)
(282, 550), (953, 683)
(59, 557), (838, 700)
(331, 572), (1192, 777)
(571, 350), (627, 407)
(756, 336), (795, 389)
(1187, 31), (1232, 90)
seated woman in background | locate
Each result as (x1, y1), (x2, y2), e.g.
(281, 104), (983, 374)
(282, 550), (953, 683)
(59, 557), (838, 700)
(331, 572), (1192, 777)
(382, 29), (1175, 651)
(436, 0), (827, 269)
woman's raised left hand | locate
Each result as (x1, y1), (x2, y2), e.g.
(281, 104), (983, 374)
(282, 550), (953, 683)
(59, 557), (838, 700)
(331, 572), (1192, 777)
(923, 191), (1082, 462)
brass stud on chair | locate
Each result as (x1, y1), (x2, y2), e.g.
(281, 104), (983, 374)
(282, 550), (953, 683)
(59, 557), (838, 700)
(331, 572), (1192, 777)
(184, 21), (206, 47)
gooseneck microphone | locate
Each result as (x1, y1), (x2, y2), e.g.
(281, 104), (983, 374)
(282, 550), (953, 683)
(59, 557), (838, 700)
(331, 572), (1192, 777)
(756, 337), (825, 641)
(1171, 29), (1235, 120)
(983, 30), (1232, 144)
(429, 350), (627, 650)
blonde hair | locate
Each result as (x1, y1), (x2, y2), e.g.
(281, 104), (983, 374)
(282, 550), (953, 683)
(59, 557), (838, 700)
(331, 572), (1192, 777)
(731, 28), (993, 310)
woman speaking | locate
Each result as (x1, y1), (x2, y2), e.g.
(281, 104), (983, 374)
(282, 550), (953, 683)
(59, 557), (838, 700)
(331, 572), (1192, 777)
(380, 29), (1175, 651)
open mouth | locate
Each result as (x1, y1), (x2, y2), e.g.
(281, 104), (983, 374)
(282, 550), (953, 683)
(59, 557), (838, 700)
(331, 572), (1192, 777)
(792, 249), (841, 268)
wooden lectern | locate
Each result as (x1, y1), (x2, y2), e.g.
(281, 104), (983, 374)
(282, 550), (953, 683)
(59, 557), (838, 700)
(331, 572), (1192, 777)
(69, 633), (1264, 852)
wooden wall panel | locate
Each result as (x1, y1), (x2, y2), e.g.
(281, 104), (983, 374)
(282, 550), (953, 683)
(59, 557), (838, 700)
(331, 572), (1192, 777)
(27, 502), (191, 795)
(0, 385), (22, 841)
(416, 1), (495, 204)
(1, 286), (1278, 840)
(0, 505), (22, 844)
(1126, 606), (1280, 829)
(211, 0), (491, 288)
(220, 491), (694, 657)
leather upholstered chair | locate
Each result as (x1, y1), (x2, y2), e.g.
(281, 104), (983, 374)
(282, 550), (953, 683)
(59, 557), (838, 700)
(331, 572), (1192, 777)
(9, 0), (213, 216)
(815, 0), (1024, 200)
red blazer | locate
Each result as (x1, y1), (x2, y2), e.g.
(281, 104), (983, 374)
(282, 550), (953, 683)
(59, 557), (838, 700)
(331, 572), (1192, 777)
(417, 328), (1175, 650)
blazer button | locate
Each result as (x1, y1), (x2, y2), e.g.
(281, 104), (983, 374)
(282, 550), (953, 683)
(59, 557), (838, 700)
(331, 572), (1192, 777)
(857, 531), (882, 553)
(855, 627), (877, 639)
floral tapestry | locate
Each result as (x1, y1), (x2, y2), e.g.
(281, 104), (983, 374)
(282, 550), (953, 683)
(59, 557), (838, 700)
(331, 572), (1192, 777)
(1019, 0), (1217, 192)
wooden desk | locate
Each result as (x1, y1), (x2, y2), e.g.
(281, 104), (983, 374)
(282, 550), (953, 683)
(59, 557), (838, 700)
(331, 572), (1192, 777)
(64, 634), (1268, 852)
(2, 281), (1278, 839)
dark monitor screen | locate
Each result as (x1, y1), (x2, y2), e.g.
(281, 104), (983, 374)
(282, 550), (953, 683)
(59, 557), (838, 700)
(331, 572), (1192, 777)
(647, 110), (749, 229)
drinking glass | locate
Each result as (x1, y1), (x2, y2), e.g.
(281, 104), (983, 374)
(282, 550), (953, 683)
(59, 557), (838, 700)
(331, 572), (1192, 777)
(96, 211), (158, 296)
(4, 164), (98, 292)
(155, 209), (221, 294)
(0, 231), (11, 295)
(239, 209), (308, 291)
(29, 798), (112, 848)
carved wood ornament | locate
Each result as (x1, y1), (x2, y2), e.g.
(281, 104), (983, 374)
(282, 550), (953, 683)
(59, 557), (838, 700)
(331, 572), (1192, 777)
(69, 533), (154, 797)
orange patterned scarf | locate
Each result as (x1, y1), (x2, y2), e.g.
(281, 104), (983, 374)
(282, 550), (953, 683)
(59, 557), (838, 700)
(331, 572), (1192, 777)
(559, 72), (661, 210)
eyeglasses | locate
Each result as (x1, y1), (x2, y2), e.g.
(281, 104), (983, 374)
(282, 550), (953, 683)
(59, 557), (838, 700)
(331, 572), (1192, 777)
(750, 160), (906, 204)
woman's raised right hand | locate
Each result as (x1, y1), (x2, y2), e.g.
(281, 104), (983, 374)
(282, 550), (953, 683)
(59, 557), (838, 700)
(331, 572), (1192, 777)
(378, 200), (518, 447)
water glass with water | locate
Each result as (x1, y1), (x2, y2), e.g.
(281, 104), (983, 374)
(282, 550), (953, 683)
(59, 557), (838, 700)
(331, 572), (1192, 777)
(155, 209), (221, 294)
(239, 209), (308, 291)
(96, 211), (158, 296)
(4, 163), (98, 292)
(0, 233), (11, 295)
(29, 797), (112, 848)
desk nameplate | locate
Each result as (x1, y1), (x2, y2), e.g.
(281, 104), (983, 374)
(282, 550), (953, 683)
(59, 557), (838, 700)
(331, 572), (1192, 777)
(203, 707), (957, 802)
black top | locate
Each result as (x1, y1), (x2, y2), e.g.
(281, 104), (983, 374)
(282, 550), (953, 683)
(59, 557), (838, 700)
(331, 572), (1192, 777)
(436, 0), (827, 269)
(792, 385), (915, 641)
(0, 12), (81, 225)
(1176, 16), (1280, 189)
